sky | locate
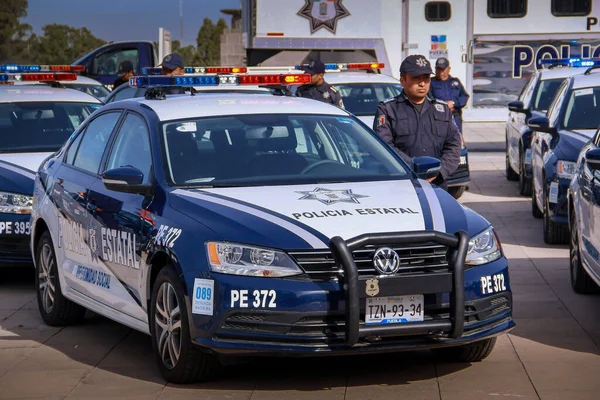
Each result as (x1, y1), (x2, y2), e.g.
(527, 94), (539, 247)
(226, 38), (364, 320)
(22, 0), (243, 47)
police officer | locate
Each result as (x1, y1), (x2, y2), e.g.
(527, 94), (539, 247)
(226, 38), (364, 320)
(296, 60), (345, 109)
(373, 54), (461, 189)
(160, 53), (185, 76)
(429, 57), (470, 133)
(112, 61), (135, 90)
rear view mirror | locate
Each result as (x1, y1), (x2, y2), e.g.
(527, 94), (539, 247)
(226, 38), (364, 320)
(585, 148), (600, 171)
(527, 116), (554, 135)
(412, 156), (441, 180)
(508, 101), (526, 113)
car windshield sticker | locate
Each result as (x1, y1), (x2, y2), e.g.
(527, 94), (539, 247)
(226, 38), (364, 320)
(176, 122), (197, 132)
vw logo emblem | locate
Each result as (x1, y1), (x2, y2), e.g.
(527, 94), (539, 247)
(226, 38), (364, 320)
(373, 247), (401, 275)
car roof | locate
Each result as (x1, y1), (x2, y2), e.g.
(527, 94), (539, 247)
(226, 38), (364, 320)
(324, 72), (400, 84)
(571, 71), (600, 89)
(133, 93), (349, 121)
(539, 67), (588, 80)
(0, 86), (102, 103)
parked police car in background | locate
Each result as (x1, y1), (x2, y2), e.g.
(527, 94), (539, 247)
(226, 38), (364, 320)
(506, 58), (589, 196)
(568, 122), (600, 294)
(0, 65), (102, 267)
(529, 64), (600, 244)
(30, 72), (513, 383)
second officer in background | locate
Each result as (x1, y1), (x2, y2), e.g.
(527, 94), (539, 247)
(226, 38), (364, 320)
(296, 60), (345, 109)
(429, 57), (469, 132)
(373, 54), (461, 190)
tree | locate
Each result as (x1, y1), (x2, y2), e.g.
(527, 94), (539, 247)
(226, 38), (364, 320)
(32, 24), (106, 65)
(0, 0), (33, 63)
(196, 17), (228, 65)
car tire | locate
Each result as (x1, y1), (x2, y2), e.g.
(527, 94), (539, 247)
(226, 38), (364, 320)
(518, 148), (532, 196)
(569, 212), (599, 294)
(505, 142), (519, 181)
(150, 265), (220, 383)
(531, 177), (543, 219)
(543, 186), (569, 245)
(448, 186), (466, 199)
(432, 337), (497, 362)
(35, 231), (86, 326)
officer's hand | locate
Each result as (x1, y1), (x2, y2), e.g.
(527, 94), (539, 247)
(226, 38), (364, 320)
(447, 100), (455, 111)
(426, 174), (438, 183)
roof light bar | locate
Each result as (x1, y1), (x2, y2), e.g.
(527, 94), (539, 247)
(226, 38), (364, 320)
(0, 72), (78, 82)
(129, 73), (310, 88)
(539, 58), (600, 68)
(142, 66), (248, 75)
(0, 64), (84, 73)
(295, 62), (385, 71)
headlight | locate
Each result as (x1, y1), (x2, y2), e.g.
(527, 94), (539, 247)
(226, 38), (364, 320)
(207, 242), (302, 277)
(556, 160), (577, 179)
(0, 191), (33, 214)
(466, 227), (502, 266)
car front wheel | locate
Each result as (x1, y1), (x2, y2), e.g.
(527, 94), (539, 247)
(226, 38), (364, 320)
(569, 212), (599, 294)
(150, 266), (220, 383)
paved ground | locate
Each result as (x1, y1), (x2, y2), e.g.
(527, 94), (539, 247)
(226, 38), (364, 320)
(1, 123), (600, 399)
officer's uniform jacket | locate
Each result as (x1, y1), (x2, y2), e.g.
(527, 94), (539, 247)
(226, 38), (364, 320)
(429, 76), (469, 116)
(373, 90), (461, 181)
(296, 81), (345, 109)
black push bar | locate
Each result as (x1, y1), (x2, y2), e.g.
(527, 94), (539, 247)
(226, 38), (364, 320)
(329, 230), (470, 347)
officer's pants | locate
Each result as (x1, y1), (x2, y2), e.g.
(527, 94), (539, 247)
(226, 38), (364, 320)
(452, 114), (463, 133)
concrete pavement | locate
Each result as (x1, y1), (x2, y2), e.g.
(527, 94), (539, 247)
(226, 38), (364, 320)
(0, 122), (599, 399)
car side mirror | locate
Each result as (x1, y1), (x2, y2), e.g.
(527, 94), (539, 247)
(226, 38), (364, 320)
(508, 100), (526, 113)
(412, 156), (441, 181)
(102, 166), (153, 195)
(527, 116), (555, 135)
(585, 148), (600, 171)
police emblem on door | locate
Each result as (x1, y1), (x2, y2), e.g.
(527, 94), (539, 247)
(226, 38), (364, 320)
(373, 247), (401, 275)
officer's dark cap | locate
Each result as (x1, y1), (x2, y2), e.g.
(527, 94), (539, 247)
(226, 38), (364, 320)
(161, 53), (184, 70)
(303, 60), (326, 75)
(436, 57), (450, 69)
(117, 60), (134, 75)
(400, 55), (434, 77)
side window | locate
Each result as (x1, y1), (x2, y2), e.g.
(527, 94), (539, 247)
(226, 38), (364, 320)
(65, 130), (84, 165)
(425, 1), (451, 22)
(488, 0), (527, 18)
(93, 48), (139, 76)
(547, 81), (569, 128)
(551, 0), (591, 17)
(106, 113), (153, 184)
(73, 113), (121, 174)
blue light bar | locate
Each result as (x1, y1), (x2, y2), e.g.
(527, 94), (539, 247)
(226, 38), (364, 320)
(295, 63), (341, 71)
(539, 58), (600, 68)
(0, 74), (8, 82)
(0, 65), (41, 72)
(129, 75), (219, 88)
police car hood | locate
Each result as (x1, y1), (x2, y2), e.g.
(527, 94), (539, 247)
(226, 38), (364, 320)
(171, 180), (490, 250)
(0, 152), (51, 172)
(0, 159), (36, 196)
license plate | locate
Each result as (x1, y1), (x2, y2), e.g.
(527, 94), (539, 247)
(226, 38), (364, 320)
(365, 295), (424, 324)
(460, 156), (467, 165)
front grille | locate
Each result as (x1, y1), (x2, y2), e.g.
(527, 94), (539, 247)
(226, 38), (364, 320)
(0, 235), (30, 257)
(289, 243), (449, 280)
(215, 293), (512, 345)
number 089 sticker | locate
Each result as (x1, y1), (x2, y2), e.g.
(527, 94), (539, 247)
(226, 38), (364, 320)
(192, 279), (214, 315)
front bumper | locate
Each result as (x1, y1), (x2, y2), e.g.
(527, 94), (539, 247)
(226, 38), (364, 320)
(0, 214), (32, 267)
(189, 231), (513, 355)
(447, 148), (471, 187)
(546, 178), (569, 225)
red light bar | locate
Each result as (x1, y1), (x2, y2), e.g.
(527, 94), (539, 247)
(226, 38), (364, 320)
(23, 73), (77, 81)
(239, 74), (310, 85)
(204, 67), (248, 74)
(47, 65), (85, 72)
(347, 63), (385, 69)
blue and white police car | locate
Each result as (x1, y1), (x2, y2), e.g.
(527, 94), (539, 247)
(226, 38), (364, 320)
(0, 66), (102, 267)
(567, 124), (600, 295)
(505, 58), (589, 196)
(529, 63), (600, 244)
(30, 73), (514, 383)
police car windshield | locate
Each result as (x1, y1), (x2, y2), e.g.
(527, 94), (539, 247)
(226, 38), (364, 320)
(332, 83), (403, 116)
(563, 86), (600, 130)
(65, 84), (110, 99)
(162, 113), (409, 187)
(0, 102), (99, 153)
(532, 78), (564, 112)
